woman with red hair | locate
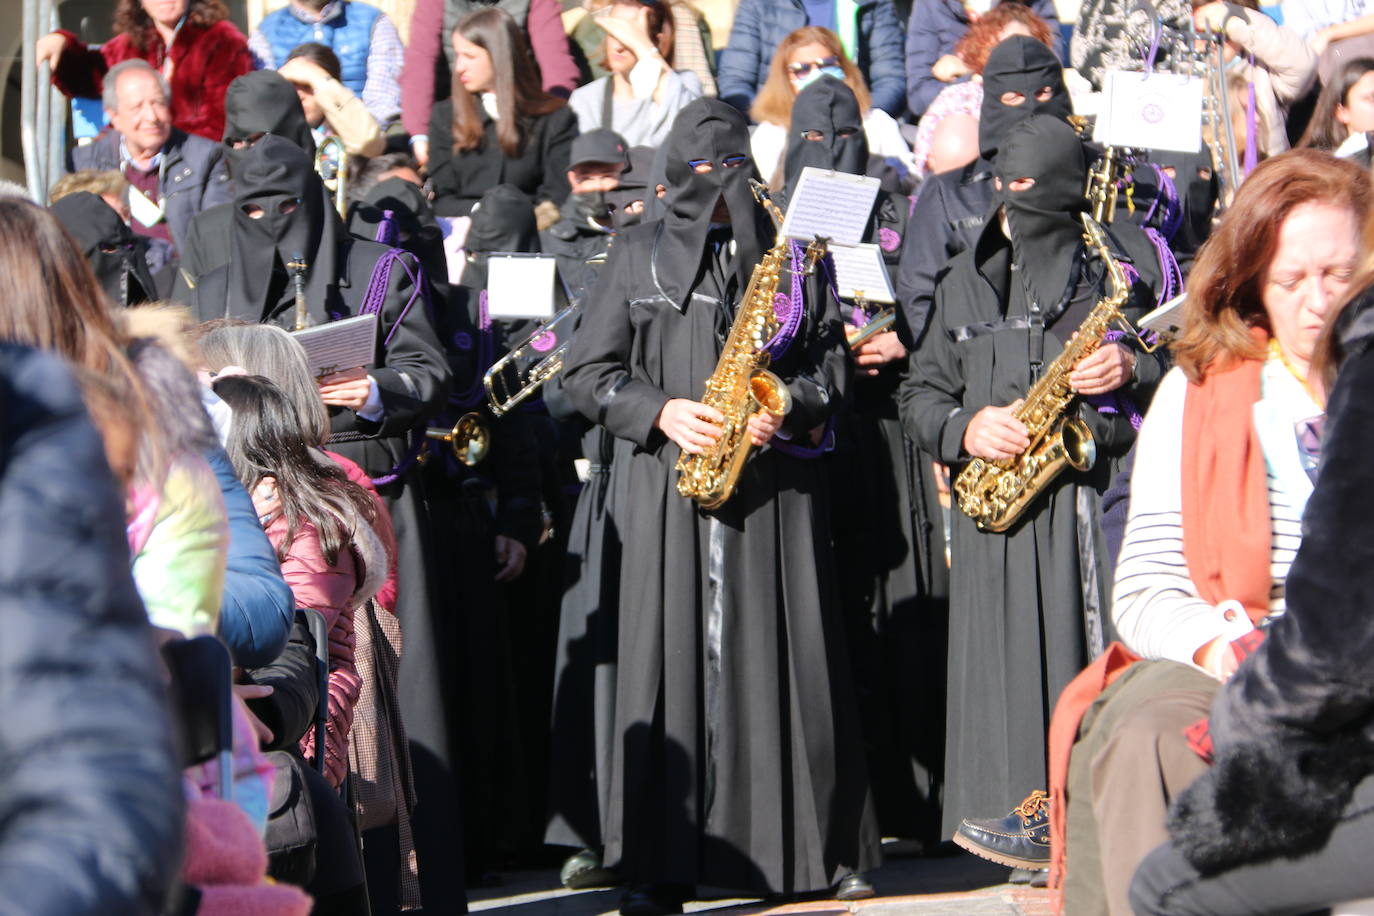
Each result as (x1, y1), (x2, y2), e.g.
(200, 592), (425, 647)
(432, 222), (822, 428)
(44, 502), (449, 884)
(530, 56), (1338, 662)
(35, 0), (253, 141)
(1043, 149), (1370, 916)
(910, 2), (1055, 177)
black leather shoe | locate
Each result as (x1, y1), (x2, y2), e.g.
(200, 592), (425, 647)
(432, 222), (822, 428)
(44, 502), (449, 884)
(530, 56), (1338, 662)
(835, 873), (875, 901)
(953, 789), (1052, 869)
(619, 883), (690, 916)
(561, 849), (617, 890)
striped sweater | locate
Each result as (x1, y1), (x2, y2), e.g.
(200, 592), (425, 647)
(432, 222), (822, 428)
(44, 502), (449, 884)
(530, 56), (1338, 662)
(1112, 361), (1319, 667)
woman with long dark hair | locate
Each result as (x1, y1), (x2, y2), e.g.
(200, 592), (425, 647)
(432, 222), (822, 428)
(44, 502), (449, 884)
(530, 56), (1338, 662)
(1299, 57), (1374, 155)
(213, 373), (385, 790)
(427, 7), (578, 216)
(36, 0), (253, 141)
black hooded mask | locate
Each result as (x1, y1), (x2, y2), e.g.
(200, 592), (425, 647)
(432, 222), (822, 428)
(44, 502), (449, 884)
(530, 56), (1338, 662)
(222, 71), (317, 177)
(979, 36), (1073, 162)
(51, 192), (157, 307)
(226, 134), (338, 324)
(995, 114), (1089, 318)
(603, 145), (655, 230)
(783, 75), (869, 206)
(1146, 147), (1218, 261)
(463, 184), (539, 290)
(653, 99), (770, 311)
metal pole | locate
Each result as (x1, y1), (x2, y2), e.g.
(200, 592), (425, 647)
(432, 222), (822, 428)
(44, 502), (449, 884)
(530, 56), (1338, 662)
(34, 23), (53, 202)
(21, 0), (41, 201)
(46, 3), (66, 192)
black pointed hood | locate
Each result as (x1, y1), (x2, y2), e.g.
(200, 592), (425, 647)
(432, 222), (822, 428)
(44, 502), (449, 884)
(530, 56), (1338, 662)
(994, 114), (1088, 315)
(226, 134), (338, 325)
(783, 75), (868, 206)
(653, 98), (770, 310)
(50, 192), (157, 307)
(223, 70), (317, 177)
(979, 36), (1072, 161)
(463, 184), (539, 290)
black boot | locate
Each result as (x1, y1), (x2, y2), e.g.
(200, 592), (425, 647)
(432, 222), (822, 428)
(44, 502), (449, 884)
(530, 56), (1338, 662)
(619, 883), (691, 916)
(953, 789), (1052, 869)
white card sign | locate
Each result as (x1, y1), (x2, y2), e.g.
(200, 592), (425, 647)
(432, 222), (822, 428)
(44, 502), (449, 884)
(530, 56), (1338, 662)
(1094, 70), (1204, 153)
(779, 167), (881, 248)
(1140, 293), (1187, 338)
(291, 312), (378, 378)
(828, 243), (895, 304)
(486, 254), (558, 319)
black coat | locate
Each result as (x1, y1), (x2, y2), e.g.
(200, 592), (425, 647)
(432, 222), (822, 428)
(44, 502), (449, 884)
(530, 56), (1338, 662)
(893, 158), (995, 348)
(1167, 288), (1374, 875)
(0, 343), (184, 915)
(427, 99), (577, 216)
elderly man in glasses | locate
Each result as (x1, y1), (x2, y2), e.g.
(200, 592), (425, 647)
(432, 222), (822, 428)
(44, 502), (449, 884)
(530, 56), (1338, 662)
(68, 58), (231, 263)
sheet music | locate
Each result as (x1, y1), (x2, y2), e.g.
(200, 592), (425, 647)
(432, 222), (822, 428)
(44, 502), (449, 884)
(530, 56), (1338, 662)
(779, 168), (881, 248)
(1139, 293), (1187, 338)
(1094, 71), (1204, 153)
(487, 254), (558, 319)
(291, 313), (378, 378)
(828, 243), (895, 304)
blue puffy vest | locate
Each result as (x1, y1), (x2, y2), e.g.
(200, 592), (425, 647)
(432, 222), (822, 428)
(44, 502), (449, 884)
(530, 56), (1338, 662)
(259, 1), (383, 97)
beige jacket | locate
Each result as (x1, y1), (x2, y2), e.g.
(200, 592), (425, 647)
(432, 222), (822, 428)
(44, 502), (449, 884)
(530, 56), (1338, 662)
(1224, 6), (1318, 155)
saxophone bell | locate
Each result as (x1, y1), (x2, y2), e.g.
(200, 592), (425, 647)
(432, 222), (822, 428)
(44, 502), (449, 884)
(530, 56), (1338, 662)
(750, 368), (792, 417)
(426, 412), (491, 466)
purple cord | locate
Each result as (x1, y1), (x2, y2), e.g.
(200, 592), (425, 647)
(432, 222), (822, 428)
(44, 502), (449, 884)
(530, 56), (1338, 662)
(1143, 227), (1183, 306)
(1245, 57), (1259, 176)
(1140, 164), (1183, 242)
(771, 415), (836, 458)
(763, 240), (806, 360)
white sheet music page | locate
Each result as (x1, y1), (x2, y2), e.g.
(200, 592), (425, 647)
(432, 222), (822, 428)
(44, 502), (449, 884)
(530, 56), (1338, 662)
(829, 243), (895, 303)
(487, 254), (558, 319)
(1094, 71), (1204, 153)
(1140, 293), (1187, 338)
(292, 313), (379, 378)
(779, 168), (880, 248)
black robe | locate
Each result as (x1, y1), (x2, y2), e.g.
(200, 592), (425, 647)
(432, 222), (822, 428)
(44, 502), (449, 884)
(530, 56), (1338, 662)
(898, 218), (1165, 836)
(828, 190), (951, 845)
(562, 219), (881, 893)
(191, 237), (465, 912)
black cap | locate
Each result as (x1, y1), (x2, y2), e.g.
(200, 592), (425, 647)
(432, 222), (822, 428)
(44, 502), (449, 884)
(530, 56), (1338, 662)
(568, 129), (629, 169)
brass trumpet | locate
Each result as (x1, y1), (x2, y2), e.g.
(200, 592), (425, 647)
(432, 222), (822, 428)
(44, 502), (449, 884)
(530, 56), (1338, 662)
(426, 412), (491, 466)
(483, 305), (578, 416)
(314, 136), (348, 219)
(845, 292), (897, 350)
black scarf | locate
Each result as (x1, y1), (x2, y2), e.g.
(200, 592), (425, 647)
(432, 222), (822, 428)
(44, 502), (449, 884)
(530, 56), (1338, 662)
(652, 99), (770, 311)
(782, 75), (868, 207)
(463, 183), (539, 290)
(50, 192), (157, 307)
(979, 36), (1073, 162)
(222, 70), (317, 177)
(226, 134), (339, 325)
(995, 114), (1089, 319)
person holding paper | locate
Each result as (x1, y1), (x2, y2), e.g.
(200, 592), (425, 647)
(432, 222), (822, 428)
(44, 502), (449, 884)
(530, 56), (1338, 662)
(185, 136), (459, 910)
(562, 98), (879, 915)
(781, 75), (952, 849)
(898, 115), (1167, 865)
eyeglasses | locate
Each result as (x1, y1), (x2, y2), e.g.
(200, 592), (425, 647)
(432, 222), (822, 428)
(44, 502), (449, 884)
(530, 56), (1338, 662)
(799, 127), (860, 142)
(787, 56), (841, 78)
(687, 154), (750, 171)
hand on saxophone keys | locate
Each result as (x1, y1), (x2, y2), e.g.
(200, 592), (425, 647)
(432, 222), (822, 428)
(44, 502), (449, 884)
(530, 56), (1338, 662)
(962, 400), (1030, 461)
(1068, 342), (1136, 395)
(657, 399), (724, 454)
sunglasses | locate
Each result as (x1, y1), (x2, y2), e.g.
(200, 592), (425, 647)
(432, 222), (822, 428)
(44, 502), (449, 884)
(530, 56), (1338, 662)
(787, 56), (841, 78)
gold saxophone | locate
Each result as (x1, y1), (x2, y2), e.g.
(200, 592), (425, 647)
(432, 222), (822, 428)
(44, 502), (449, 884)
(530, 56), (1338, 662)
(675, 185), (826, 509)
(952, 214), (1134, 533)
